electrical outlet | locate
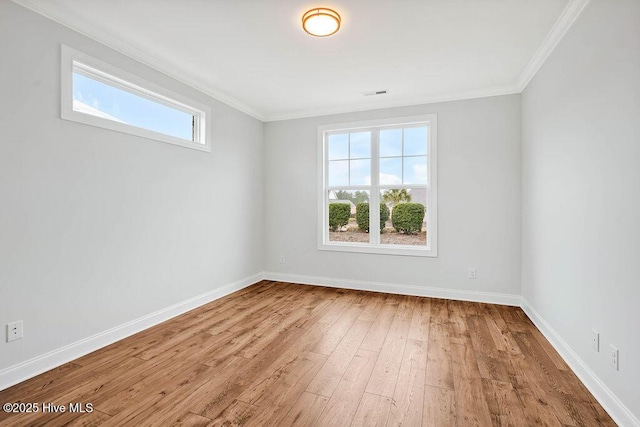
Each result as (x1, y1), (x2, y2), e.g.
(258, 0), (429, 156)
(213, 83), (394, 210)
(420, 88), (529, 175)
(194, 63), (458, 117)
(610, 345), (619, 370)
(591, 329), (599, 352)
(279, 256), (285, 264)
(468, 268), (477, 279)
(7, 321), (23, 342)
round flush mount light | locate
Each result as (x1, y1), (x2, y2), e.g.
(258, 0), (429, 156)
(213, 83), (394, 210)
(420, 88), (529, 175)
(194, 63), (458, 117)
(302, 8), (341, 37)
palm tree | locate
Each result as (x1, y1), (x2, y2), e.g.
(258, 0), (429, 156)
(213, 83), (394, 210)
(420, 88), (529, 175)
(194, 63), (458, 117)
(382, 189), (411, 208)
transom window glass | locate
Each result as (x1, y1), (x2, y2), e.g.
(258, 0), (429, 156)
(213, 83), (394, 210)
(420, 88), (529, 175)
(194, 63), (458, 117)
(319, 115), (438, 257)
(72, 71), (195, 142)
(61, 45), (211, 152)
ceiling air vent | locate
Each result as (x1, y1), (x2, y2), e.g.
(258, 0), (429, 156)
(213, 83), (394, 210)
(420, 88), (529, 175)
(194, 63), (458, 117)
(362, 90), (388, 97)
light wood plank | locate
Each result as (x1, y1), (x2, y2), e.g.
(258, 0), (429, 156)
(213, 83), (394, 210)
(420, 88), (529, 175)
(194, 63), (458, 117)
(450, 342), (493, 426)
(210, 400), (257, 427)
(408, 297), (431, 341)
(359, 296), (398, 352)
(315, 349), (378, 426)
(423, 386), (456, 427)
(312, 304), (364, 355)
(364, 310), (410, 397)
(481, 378), (528, 426)
(170, 412), (213, 426)
(387, 338), (427, 426)
(0, 281), (614, 427)
(306, 319), (372, 396)
(241, 352), (327, 426)
(279, 392), (329, 426)
(425, 302), (454, 391)
(351, 393), (392, 427)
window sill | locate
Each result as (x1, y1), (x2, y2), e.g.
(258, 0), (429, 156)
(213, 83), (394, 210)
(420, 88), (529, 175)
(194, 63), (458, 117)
(318, 242), (437, 257)
(61, 109), (211, 152)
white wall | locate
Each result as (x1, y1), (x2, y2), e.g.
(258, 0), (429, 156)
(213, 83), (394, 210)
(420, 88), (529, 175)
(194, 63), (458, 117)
(5, 0), (636, 421)
(0, 2), (264, 371)
(522, 0), (640, 421)
(264, 95), (522, 298)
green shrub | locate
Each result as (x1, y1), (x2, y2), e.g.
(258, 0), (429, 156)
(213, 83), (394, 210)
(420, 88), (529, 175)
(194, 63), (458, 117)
(392, 203), (425, 235)
(380, 203), (390, 230)
(355, 203), (390, 232)
(328, 203), (351, 231)
(356, 203), (368, 231)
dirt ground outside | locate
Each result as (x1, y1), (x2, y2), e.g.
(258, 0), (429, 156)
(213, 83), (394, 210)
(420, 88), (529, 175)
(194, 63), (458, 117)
(329, 218), (426, 246)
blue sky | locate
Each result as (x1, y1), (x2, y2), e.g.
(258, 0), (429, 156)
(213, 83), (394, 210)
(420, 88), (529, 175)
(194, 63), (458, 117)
(328, 128), (429, 186)
(73, 73), (194, 141)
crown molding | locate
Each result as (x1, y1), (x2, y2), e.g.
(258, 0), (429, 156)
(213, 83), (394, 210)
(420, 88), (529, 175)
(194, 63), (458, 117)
(12, 0), (589, 123)
(516, 0), (591, 91)
(10, 0), (267, 122)
(263, 84), (521, 122)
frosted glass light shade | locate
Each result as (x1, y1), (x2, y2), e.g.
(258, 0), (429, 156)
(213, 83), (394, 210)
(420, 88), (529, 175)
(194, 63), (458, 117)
(302, 8), (341, 37)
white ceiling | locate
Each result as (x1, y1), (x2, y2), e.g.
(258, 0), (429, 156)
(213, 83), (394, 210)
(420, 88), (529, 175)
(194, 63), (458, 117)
(14, 0), (589, 121)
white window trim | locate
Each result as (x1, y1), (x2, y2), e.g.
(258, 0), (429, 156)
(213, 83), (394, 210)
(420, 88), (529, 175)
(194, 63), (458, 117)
(317, 114), (438, 257)
(60, 45), (211, 152)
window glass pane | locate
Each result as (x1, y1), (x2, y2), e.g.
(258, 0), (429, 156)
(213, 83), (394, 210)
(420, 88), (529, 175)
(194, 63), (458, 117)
(381, 188), (427, 246)
(328, 190), (370, 243)
(73, 72), (194, 141)
(379, 158), (402, 185)
(380, 129), (402, 157)
(328, 133), (349, 160)
(328, 160), (349, 186)
(350, 132), (371, 159)
(403, 156), (428, 185)
(403, 126), (428, 156)
(350, 159), (370, 185)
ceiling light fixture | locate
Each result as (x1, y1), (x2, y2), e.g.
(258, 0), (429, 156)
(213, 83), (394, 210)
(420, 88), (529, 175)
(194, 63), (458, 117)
(302, 8), (341, 37)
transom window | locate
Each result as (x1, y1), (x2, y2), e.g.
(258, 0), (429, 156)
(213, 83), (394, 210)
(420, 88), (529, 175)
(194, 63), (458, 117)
(61, 45), (211, 152)
(318, 115), (437, 257)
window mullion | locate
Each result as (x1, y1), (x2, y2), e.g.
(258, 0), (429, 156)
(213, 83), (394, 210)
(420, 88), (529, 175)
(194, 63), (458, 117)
(401, 128), (405, 183)
(324, 189), (330, 244)
(426, 185), (431, 249)
(370, 129), (381, 244)
(347, 133), (351, 185)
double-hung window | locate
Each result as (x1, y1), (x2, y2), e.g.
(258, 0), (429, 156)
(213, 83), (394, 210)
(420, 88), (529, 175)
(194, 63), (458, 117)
(61, 45), (211, 152)
(318, 114), (437, 257)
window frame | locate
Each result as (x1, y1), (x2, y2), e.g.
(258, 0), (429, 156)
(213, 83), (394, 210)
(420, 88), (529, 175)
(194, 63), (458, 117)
(60, 45), (211, 152)
(317, 114), (438, 257)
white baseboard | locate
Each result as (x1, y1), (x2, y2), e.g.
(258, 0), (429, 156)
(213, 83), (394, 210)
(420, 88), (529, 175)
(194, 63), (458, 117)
(0, 272), (263, 392)
(265, 272), (637, 425)
(263, 271), (522, 306)
(521, 299), (639, 427)
(3, 271), (635, 427)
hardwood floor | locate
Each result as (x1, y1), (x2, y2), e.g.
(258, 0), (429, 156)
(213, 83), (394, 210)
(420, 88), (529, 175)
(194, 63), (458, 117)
(0, 281), (615, 426)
